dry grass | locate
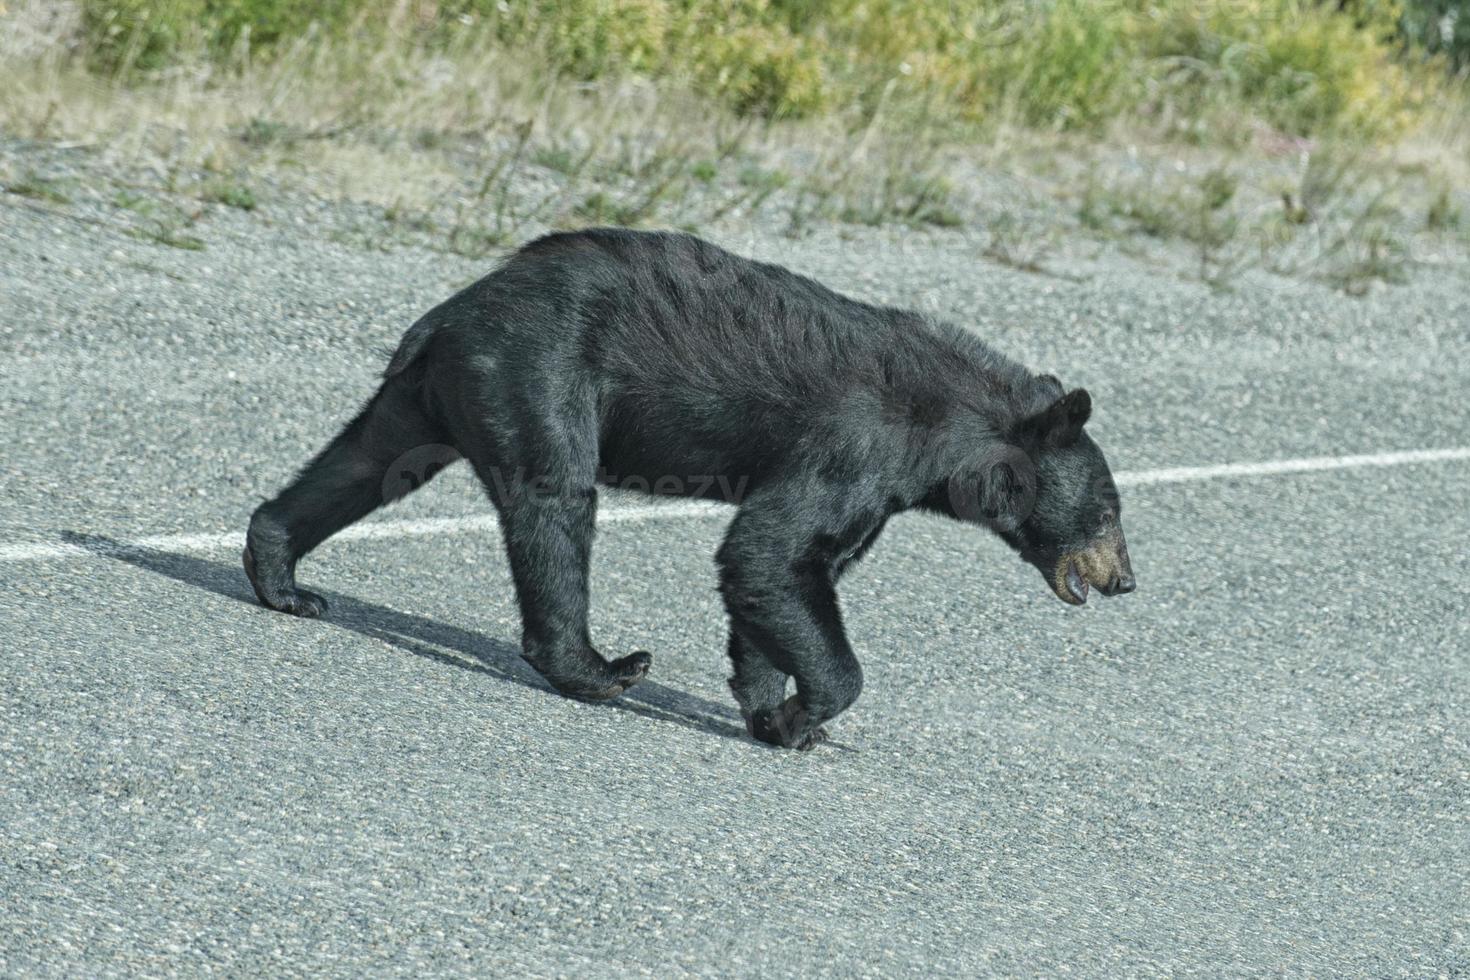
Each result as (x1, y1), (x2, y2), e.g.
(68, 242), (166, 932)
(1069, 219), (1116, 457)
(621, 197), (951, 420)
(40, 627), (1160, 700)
(2, 0), (1466, 293)
(0, 7), (994, 244)
(3, 15), (923, 224)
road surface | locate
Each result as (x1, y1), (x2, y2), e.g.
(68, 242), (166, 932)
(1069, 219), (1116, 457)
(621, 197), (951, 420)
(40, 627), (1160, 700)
(2, 186), (1468, 975)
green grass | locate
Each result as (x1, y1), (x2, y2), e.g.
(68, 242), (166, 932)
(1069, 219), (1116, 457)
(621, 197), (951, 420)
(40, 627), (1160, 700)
(70, 0), (1459, 139)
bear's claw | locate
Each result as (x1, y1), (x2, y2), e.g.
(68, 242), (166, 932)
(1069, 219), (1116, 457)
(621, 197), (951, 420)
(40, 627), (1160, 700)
(243, 545), (328, 618)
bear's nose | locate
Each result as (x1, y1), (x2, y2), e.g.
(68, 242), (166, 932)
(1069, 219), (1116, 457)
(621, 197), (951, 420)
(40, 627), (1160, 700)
(1108, 573), (1136, 595)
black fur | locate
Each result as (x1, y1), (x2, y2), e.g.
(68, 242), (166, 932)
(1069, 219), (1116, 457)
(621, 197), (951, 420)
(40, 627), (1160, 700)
(245, 228), (1132, 749)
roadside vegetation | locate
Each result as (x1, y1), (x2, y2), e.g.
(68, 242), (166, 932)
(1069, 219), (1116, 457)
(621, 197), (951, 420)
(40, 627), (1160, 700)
(2, 0), (1467, 293)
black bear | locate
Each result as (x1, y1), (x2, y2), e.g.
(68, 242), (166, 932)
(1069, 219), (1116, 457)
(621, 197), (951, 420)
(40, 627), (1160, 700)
(245, 229), (1135, 749)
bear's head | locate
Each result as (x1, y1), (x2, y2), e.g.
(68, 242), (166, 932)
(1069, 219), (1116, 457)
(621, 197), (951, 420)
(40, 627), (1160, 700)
(951, 382), (1135, 605)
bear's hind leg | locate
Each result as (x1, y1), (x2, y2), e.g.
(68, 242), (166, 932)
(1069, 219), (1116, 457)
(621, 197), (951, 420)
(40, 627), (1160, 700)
(246, 378), (451, 617)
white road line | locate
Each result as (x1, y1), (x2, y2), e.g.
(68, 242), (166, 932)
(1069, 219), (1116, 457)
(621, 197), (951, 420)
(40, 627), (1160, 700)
(1114, 446), (1470, 487)
(0, 500), (727, 563)
(4, 447), (1468, 563)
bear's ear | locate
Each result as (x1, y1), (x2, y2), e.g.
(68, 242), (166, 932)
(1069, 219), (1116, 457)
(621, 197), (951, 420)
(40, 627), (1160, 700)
(1019, 388), (1091, 449)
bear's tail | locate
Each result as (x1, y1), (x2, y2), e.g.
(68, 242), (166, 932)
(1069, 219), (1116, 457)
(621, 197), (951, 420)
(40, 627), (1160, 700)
(384, 315), (436, 378)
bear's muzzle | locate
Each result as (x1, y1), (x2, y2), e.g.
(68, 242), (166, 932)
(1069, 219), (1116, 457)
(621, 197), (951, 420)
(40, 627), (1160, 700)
(1049, 525), (1135, 605)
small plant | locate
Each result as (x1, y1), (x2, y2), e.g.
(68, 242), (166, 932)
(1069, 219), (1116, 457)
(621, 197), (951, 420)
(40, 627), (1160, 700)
(200, 180), (256, 210)
(784, 176), (835, 237)
(1076, 166), (1259, 287)
(738, 165), (786, 191)
(533, 146), (579, 175)
(1077, 180), (1115, 233)
(239, 118), (295, 148)
(1322, 225), (1409, 295)
(832, 167), (964, 229)
(898, 174), (965, 228)
(1426, 184), (1462, 232)
(1113, 187), (1185, 239)
(383, 201), (437, 235)
(1294, 149), (1359, 224)
(411, 129), (451, 152)
(124, 197), (207, 251)
(447, 120), (536, 255)
(574, 191), (650, 226)
(572, 142), (695, 228)
(123, 258), (185, 280)
(1280, 193), (1312, 226)
(704, 164), (787, 224)
(1184, 168), (1242, 281)
(112, 189), (153, 213)
(6, 171), (71, 204)
(445, 223), (509, 258)
(1273, 180), (1413, 295)
(982, 213), (1051, 274)
(1198, 168), (1237, 212)
(131, 221), (207, 251)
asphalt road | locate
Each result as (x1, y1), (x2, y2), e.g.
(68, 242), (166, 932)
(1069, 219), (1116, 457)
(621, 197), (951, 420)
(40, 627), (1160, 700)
(2, 182), (1469, 976)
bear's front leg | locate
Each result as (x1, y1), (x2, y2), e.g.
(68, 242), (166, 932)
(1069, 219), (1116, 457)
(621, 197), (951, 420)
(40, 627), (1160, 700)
(726, 631), (788, 722)
(729, 631), (837, 749)
(716, 488), (868, 750)
(498, 487), (651, 701)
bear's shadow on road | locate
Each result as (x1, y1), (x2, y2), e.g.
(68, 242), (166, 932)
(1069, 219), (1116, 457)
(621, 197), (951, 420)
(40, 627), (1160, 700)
(62, 531), (756, 746)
